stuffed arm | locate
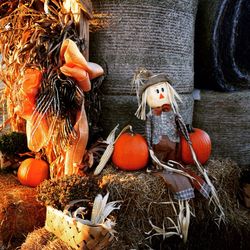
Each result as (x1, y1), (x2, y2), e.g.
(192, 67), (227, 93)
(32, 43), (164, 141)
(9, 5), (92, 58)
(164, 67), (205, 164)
(145, 114), (152, 149)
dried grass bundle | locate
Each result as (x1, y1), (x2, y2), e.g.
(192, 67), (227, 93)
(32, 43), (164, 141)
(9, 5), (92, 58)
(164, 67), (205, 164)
(0, 2), (83, 131)
(0, 1), (103, 178)
(98, 159), (249, 249)
(0, 173), (46, 246)
(21, 228), (53, 250)
(21, 159), (250, 249)
(43, 238), (73, 250)
(37, 174), (101, 211)
(0, 0), (19, 18)
(21, 228), (72, 250)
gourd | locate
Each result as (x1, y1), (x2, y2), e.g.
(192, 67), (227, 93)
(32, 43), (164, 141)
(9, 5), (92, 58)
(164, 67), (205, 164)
(181, 127), (211, 165)
(112, 131), (149, 171)
(17, 158), (49, 187)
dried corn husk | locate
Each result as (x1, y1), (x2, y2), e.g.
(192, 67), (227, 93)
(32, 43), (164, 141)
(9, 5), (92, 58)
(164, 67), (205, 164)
(94, 125), (119, 175)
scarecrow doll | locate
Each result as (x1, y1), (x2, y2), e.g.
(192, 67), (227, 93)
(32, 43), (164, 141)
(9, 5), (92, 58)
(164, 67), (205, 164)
(133, 69), (224, 239)
(135, 71), (181, 162)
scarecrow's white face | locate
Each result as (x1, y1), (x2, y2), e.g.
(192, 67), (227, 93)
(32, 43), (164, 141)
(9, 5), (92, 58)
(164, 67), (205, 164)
(146, 82), (170, 108)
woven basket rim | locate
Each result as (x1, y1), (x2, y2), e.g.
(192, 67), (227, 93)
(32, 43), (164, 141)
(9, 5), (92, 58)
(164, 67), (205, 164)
(46, 205), (106, 229)
(45, 205), (113, 249)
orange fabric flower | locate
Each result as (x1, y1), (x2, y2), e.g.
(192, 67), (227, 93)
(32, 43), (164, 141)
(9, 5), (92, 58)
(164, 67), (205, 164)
(60, 39), (104, 92)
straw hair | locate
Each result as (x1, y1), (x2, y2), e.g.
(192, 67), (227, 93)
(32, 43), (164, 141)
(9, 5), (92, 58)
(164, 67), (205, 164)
(132, 68), (153, 105)
(165, 82), (182, 113)
(135, 88), (148, 120)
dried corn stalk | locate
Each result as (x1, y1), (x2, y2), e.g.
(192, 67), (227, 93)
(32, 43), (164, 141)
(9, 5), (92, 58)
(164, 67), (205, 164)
(0, 1), (104, 177)
(146, 199), (191, 243)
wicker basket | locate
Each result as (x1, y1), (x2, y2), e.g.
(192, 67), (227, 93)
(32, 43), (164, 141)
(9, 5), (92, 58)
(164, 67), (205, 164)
(45, 206), (113, 250)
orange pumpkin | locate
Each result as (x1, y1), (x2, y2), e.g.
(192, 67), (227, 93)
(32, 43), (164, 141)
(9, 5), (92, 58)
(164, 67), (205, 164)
(181, 128), (211, 165)
(17, 158), (49, 187)
(112, 132), (149, 171)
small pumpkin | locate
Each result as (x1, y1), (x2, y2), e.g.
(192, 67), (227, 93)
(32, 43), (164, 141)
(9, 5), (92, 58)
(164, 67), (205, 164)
(112, 131), (149, 171)
(181, 127), (211, 165)
(17, 158), (49, 187)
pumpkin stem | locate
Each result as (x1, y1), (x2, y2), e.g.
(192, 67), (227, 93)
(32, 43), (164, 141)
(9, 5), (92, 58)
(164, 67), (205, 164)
(186, 124), (194, 133)
(115, 124), (133, 142)
(34, 152), (43, 160)
(128, 125), (134, 135)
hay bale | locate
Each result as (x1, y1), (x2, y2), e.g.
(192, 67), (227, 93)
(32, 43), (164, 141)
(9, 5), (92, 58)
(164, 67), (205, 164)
(99, 166), (171, 249)
(0, 173), (46, 247)
(21, 228), (53, 250)
(90, 0), (198, 94)
(21, 227), (73, 250)
(90, 0), (197, 134)
(21, 159), (250, 249)
(185, 159), (250, 250)
(100, 93), (194, 136)
(193, 90), (250, 166)
(98, 158), (249, 249)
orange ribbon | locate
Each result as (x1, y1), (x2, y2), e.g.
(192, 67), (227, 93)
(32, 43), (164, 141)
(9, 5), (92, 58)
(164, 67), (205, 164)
(60, 39), (104, 92)
(15, 68), (42, 120)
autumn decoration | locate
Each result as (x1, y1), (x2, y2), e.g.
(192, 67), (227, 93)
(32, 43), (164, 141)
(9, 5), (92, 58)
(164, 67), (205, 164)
(1, 1), (248, 250)
(0, 0), (104, 178)
(45, 192), (120, 250)
(37, 175), (120, 249)
(133, 68), (224, 241)
(181, 127), (212, 165)
(17, 158), (49, 187)
(112, 128), (149, 171)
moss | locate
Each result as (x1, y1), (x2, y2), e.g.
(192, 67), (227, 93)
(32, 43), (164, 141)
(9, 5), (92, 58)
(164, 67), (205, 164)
(0, 132), (29, 156)
(37, 174), (103, 211)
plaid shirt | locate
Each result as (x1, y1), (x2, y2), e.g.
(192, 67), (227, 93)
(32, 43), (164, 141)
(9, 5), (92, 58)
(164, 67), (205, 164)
(146, 110), (180, 146)
(199, 182), (211, 199)
(174, 188), (195, 200)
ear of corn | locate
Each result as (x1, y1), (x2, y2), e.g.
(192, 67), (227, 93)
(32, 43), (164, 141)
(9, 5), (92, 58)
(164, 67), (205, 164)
(65, 192), (121, 236)
(94, 143), (115, 175)
(94, 125), (119, 175)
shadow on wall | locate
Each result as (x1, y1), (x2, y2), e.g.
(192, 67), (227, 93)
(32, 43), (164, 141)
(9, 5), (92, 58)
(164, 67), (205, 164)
(194, 0), (250, 91)
(193, 0), (250, 166)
